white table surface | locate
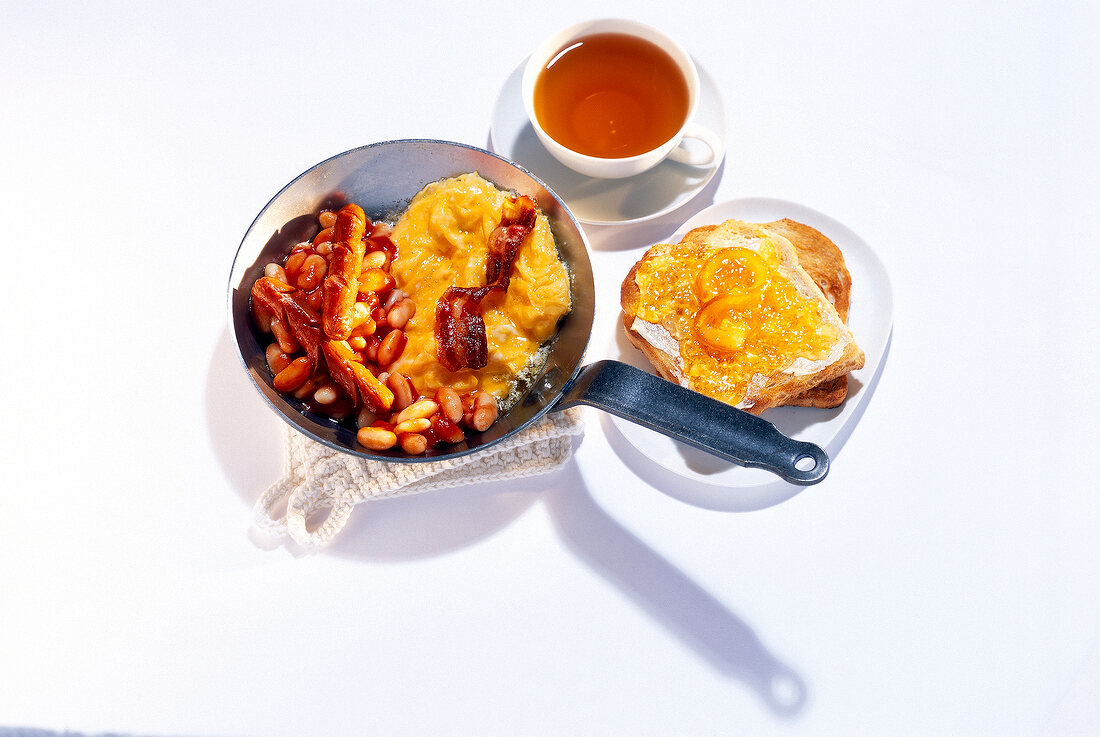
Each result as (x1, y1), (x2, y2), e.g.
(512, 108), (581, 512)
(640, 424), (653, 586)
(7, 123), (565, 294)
(2, 1), (1098, 735)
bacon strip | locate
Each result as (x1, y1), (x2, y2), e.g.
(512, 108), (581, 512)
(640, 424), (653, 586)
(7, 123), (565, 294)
(322, 339), (394, 410)
(486, 195), (537, 289)
(283, 292), (322, 365)
(322, 203), (369, 341)
(251, 275), (294, 316)
(251, 276), (323, 364)
(434, 195), (537, 372)
(435, 286), (493, 371)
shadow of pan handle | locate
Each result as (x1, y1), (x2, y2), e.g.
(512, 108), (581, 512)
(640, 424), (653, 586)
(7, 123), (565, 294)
(556, 360), (828, 485)
(544, 473), (808, 716)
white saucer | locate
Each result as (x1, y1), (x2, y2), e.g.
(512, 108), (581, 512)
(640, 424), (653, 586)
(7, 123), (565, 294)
(489, 58), (727, 226)
(607, 198), (894, 511)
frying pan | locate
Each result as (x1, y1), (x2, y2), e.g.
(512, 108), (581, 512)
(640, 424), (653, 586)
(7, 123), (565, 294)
(228, 140), (828, 485)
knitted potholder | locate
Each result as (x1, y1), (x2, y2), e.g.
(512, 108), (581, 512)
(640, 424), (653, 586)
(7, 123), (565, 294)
(252, 408), (584, 549)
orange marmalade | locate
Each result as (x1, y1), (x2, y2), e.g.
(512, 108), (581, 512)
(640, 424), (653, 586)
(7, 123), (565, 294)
(631, 231), (841, 406)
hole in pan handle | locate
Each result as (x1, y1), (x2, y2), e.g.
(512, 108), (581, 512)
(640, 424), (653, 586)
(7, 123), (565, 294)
(556, 360), (829, 485)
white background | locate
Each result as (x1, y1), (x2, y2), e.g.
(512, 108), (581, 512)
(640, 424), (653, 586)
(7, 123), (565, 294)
(2, 1), (1098, 735)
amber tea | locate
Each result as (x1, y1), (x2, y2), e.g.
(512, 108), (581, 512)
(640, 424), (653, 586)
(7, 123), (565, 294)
(532, 32), (690, 159)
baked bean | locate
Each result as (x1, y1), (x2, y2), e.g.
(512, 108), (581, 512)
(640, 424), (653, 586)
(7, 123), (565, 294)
(370, 222), (392, 239)
(315, 242), (333, 257)
(377, 328), (406, 366)
(398, 432), (428, 455)
(431, 413), (466, 445)
(383, 289), (407, 310)
(386, 371), (414, 412)
(269, 317), (299, 354)
(361, 291), (382, 310)
(318, 210), (337, 229)
(284, 250), (308, 280)
(470, 391), (498, 432)
(361, 334), (381, 363)
(350, 317), (377, 338)
(313, 383), (339, 405)
(348, 336), (367, 351)
(395, 417), (431, 434)
(312, 227), (334, 246)
(369, 234), (396, 257)
(361, 251), (388, 271)
(386, 298), (415, 330)
(273, 357), (313, 392)
(265, 343), (292, 374)
(292, 372), (324, 400)
(356, 407), (379, 428)
(357, 426), (397, 451)
(396, 399), (440, 425)
(358, 267), (395, 294)
(264, 263), (288, 282)
(435, 386), (463, 424)
(297, 253), (328, 290)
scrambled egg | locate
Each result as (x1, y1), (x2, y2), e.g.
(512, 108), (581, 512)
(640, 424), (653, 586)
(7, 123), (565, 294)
(388, 173), (572, 401)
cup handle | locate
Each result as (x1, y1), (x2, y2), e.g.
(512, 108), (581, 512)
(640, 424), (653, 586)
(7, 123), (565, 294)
(667, 122), (724, 168)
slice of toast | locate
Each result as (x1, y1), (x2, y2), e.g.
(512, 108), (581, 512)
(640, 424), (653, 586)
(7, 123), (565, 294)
(760, 219), (853, 407)
(620, 218), (864, 414)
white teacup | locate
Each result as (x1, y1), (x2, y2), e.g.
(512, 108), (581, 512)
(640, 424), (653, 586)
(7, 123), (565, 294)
(522, 18), (724, 180)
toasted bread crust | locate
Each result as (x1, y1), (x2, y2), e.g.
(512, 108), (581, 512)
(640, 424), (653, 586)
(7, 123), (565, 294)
(764, 219), (850, 321)
(620, 219), (864, 413)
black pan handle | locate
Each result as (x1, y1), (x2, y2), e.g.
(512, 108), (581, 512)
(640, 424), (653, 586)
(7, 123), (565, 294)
(556, 360), (829, 485)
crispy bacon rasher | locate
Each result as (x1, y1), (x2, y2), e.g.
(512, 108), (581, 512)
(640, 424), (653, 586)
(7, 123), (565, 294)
(434, 195), (537, 372)
(485, 194), (537, 290)
(251, 276), (323, 366)
(322, 339), (395, 411)
(434, 285), (494, 372)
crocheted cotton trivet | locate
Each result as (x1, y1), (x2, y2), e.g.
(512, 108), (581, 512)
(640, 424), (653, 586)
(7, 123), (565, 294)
(253, 408), (584, 549)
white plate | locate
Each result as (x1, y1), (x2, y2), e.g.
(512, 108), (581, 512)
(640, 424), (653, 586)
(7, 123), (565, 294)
(488, 58), (727, 226)
(607, 198), (893, 511)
